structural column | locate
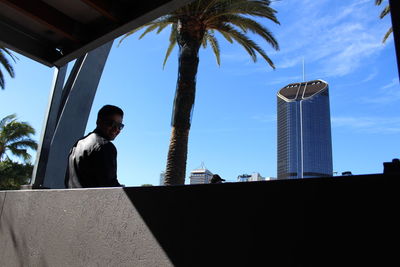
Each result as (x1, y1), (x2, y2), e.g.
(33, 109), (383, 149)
(32, 41), (113, 189)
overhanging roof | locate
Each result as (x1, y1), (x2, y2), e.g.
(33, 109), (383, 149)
(0, 0), (194, 67)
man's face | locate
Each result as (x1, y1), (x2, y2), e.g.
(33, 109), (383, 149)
(98, 114), (123, 141)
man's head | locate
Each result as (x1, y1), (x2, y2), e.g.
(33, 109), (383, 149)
(96, 105), (124, 140)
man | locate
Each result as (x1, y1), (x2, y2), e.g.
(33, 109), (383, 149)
(210, 174), (225, 184)
(65, 105), (124, 188)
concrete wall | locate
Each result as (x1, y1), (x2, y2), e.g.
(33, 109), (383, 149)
(0, 188), (172, 267)
(0, 174), (398, 266)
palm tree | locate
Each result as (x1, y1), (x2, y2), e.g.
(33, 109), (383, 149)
(375, 0), (392, 43)
(121, 0), (280, 185)
(0, 47), (16, 89)
(0, 114), (37, 163)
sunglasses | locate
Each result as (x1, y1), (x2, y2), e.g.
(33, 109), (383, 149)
(104, 120), (125, 130)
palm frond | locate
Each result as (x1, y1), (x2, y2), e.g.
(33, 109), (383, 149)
(202, 33), (208, 48)
(219, 14), (279, 50)
(120, 0), (279, 69)
(8, 139), (38, 150)
(163, 24), (178, 68)
(1, 47), (17, 62)
(375, 0), (383, 6)
(119, 16), (176, 45)
(0, 52), (15, 77)
(383, 26), (393, 43)
(379, 5), (390, 19)
(163, 39), (177, 68)
(7, 146), (31, 161)
(219, 31), (234, 43)
(139, 23), (163, 39)
(0, 70), (4, 89)
(2, 121), (35, 143)
(0, 114), (17, 131)
(118, 25), (148, 45)
(205, 32), (221, 65)
(217, 24), (256, 60)
(203, 0), (279, 25)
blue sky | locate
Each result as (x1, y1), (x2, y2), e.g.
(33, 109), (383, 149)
(0, 0), (398, 186)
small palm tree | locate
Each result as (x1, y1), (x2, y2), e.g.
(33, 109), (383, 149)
(121, 0), (280, 185)
(0, 114), (37, 163)
(0, 47), (16, 89)
(375, 0), (392, 43)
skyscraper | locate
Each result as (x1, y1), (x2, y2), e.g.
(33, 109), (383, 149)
(277, 79), (333, 179)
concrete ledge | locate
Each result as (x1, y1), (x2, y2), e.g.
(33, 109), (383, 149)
(0, 188), (171, 267)
(0, 174), (398, 266)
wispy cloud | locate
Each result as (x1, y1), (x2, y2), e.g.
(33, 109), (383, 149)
(361, 77), (400, 104)
(272, 0), (391, 78)
(252, 114), (276, 123)
(332, 116), (400, 134)
(381, 78), (399, 90)
(265, 75), (303, 86)
(361, 69), (379, 83)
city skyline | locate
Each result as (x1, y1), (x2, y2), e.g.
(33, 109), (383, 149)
(0, 0), (398, 186)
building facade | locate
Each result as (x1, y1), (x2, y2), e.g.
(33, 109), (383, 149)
(189, 167), (213, 184)
(237, 173), (265, 182)
(277, 79), (333, 179)
(159, 171), (165, 185)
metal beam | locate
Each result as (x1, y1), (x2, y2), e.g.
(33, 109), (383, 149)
(31, 65), (68, 188)
(0, 19), (59, 67)
(42, 41), (113, 189)
(53, 0), (194, 67)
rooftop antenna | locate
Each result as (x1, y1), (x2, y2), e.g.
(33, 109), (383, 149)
(200, 161), (205, 169)
(302, 57), (305, 82)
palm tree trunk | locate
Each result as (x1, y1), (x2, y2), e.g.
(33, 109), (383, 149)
(164, 17), (204, 185)
(165, 127), (190, 185)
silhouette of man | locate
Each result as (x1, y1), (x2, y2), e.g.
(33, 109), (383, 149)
(210, 174), (225, 184)
(65, 105), (124, 188)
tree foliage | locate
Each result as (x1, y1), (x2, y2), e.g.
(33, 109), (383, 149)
(120, 0), (280, 184)
(0, 159), (33, 190)
(121, 0), (279, 69)
(0, 47), (16, 89)
(375, 0), (392, 43)
(0, 114), (38, 163)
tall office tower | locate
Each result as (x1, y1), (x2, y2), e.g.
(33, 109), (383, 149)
(277, 79), (333, 179)
(189, 166), (213, 184)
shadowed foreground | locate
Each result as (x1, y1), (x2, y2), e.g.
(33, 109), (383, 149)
(0, 174), (398, 266)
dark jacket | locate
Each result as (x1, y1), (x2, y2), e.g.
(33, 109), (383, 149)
(64, 129), (121, 188)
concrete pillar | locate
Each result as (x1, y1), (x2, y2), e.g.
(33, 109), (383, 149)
(34, 41), (113, 189)
(31, 65), (67, 188)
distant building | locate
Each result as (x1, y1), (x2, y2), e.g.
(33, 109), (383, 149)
(159, 171), (165, 185)
(237, 173), (265, 182)
(277, 79), (333, 179)
(237, 174), (251, 182)
(264, 177), (277, 181)
(189, 167), (213, 184)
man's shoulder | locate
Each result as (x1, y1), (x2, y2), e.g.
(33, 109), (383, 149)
(76, 132), (113, 151)
(89, 132), (116, 152)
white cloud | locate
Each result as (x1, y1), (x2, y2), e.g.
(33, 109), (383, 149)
(272, 0), (391, 77)
(381, 78), (399, 90)
(332, 116), (400, 134)
(252, 114), (276, 123)
(361, 69), (379, 83)
(361, 77), (400, 104)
